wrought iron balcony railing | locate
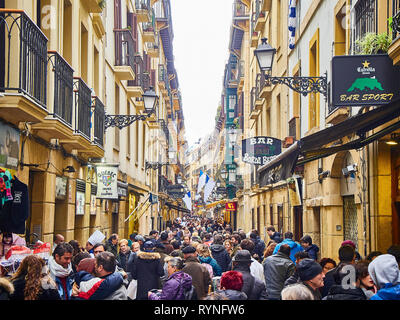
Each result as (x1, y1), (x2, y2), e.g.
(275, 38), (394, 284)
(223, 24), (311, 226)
(92, 96), (105, 147)
(392, 0), (400, 40)
(135, 0), (150, 10)
(114, 29), (136, 73)
(48, 51), (74, 126)
(233, 0), (248, 18)
(288, 117), (298, 140)
(158, 64), (167, 83)
(0, 10), (48, 108)
(127, 54), (150, 90)
(250, 87), (257, 114)
(74, 77), (92, 139)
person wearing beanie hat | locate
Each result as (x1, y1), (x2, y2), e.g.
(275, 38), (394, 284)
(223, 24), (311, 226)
(297, 258), (324, 300)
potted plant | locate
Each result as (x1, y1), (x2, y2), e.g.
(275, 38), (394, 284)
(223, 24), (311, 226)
(356, 32), (392, 54)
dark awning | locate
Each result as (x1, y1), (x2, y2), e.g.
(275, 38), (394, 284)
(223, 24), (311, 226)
(165, 202), (191, 214)
(258, 98), (400, 186)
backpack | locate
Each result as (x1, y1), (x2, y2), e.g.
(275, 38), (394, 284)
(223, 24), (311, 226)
(184, 285), (198, 300)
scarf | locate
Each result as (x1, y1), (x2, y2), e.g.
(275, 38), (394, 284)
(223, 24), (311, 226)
(48, 256), (73, 279)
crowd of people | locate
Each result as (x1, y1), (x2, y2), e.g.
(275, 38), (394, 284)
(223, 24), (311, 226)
(0, 215), (399, 301)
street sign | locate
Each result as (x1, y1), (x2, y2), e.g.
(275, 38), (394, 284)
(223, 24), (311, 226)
(225, 202), (237, 212)
(242, 136), (282, 166)
(331, 54), (400, 107)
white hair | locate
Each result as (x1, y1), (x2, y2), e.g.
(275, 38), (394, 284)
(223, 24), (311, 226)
(281, 283), (315, 300)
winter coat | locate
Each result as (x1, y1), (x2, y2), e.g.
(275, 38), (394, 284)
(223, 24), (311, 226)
(263, 252), (295, 300)
(284, 270), (300, 287)
(199, 255), (222, 277)
(105, 240), (118, 257)
(210, 244), (232, 272)
(10, 274), (61, 300)
(324, 284), (367, 300)
(149, 271), (193, 300)
(233, 264), (268, 300)
(0, 277), (14, 300)
(182, 256), (211, 299)
(131, 251), (164, 300)
(0, 177), (29, 235)
(304, 244), (320, 260)
(273, 239), (304, 264)
(252, 237), (266, 260)
(54, 273), (74, 300)
(370, 283), (400, 300)
(270, 232), (282, 243)
(216, 289), (247, 300)
(74, 271), (127, 300)
(117, 250), (135, 275)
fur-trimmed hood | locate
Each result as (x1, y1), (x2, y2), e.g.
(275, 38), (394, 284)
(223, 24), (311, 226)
(0, 278), (14, 295)
(137, 251), (161, 260)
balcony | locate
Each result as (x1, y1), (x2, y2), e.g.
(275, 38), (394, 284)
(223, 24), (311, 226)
(92, 13), (106, 38)
(0, 10), (48, 125)
(142, 10), (156, 43)
(146, 33), (160, 57)
(31, 51), (75, 142)
(82, 0), (104, 13)
(114, 29), (136, 81)
(250, 13), (259, 48)
(256, 73), (271, 100)
(288, 116), (299, 141)
(158, 64), (167, 93)
(92, 96), (105, 148)
(254, 0), (266, 32)
(249, 87), (261, 119)
(389, 0), (400, 65)
(127, 54), (149, 100)
(135, 0), (151, 23)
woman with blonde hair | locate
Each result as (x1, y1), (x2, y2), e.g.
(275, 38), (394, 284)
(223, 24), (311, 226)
(197, 244), (222, 277)
(223, 239), (233, 257)
(10, 255), (61, 300)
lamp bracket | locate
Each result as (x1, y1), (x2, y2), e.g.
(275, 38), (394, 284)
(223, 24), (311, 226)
(265, 72), (328, 100)
(104, 111), (154, 131)
(145, 161), (169, 171)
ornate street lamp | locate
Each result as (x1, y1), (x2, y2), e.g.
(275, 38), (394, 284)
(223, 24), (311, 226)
(104, 87), (159, 130)
(254, 38), (328, 98)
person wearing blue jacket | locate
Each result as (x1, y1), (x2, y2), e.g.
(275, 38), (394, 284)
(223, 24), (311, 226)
(300, 235), (320, 261)
(368, 254), (400, 300)
(272, 232), (303, 264)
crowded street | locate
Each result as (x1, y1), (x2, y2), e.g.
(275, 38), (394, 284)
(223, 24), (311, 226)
(0, 0), (400, 306)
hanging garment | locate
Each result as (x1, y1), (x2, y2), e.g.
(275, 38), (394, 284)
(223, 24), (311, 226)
(288, 0), (297, 50)
(0, 176), (29, 234)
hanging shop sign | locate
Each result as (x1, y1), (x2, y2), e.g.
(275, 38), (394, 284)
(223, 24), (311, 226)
(117, 181), (128, 198)
(332, 54), (400, 107)
(166, 184), (185, 199)
(76, 191), (85, 215)
(225, 202), (237, 212)
(242, 137), (282, 166)
(55, 176), (68, 200)
(0, 123), (20, 170)
(96, 165), (118, 200)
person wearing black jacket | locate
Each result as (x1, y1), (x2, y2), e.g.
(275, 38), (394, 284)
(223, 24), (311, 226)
(266, 226), (282, 244)
(232, 250), (268, 300)
(210, 234), (232, 272)
(117, 239), (136, 281)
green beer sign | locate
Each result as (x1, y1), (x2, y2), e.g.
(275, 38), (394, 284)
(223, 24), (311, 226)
(331, 54), (400, 107)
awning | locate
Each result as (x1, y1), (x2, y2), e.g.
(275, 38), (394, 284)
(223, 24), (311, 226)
(205, 199), (227, 209)
(165, 202), (191, 214)
(258, 98), (400, 186)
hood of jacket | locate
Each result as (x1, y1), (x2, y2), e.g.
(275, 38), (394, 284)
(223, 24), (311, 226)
(218, 289), (247, 300)
(137, 251), (161, 261)
(282, 239), (299, 249)
(210, 244), (225, 252)
(368, 254), (400, 290)
(170, 271), (192, 290)
(198, 256), (212, 264)
(0, 278), (14, 295)
(326, 284), (367, 300)
(305, 244), (319, 253)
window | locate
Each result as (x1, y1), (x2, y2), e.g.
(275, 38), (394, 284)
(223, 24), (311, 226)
(309, 29), (320, 130)
(63, 0), (72, 65)
(81, 23), (88, 83)
(352, 0), (376, 53)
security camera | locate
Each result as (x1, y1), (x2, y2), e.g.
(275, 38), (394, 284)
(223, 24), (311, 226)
(318, 170), (330, 183)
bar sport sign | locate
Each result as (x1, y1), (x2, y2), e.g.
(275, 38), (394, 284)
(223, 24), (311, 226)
(242, 137), (282, 166)
(332, 54), (400, 107)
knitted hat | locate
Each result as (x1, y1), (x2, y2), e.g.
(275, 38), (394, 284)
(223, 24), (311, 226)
(297, 258), (323, 281)
(77, 258), (96, 274)
(143, 240), (155, 252)
(135, 235), (145, 242)
(341, 240), (356, 248)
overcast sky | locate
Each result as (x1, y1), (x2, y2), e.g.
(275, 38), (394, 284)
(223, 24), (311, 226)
(170, 0), (233, 147)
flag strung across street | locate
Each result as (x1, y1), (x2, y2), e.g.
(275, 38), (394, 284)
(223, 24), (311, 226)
(197, 170), (207, 195)
(203, 176), (216, 203)
(183, 191), (192, 211)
